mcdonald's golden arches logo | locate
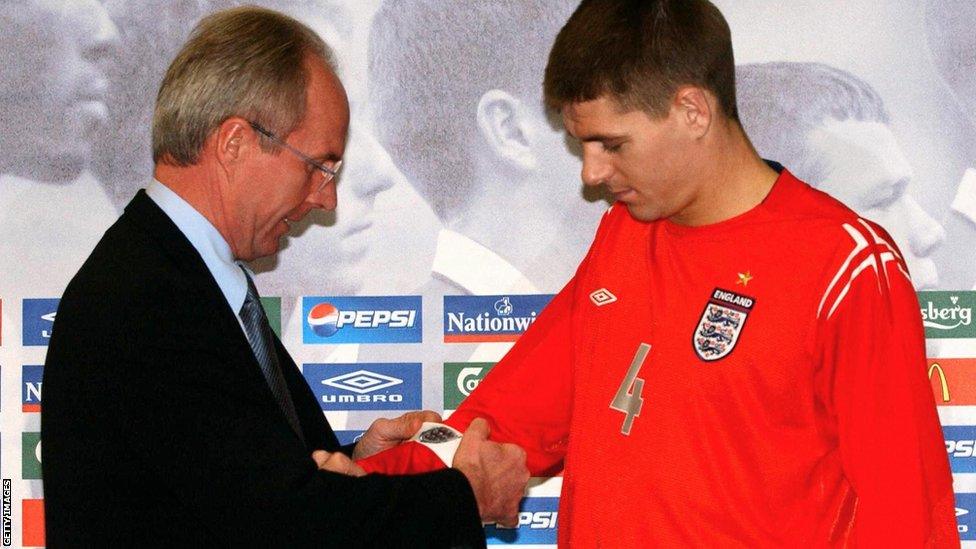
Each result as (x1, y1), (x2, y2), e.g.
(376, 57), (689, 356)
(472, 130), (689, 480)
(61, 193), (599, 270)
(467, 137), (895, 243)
(927, 359), (976, 405)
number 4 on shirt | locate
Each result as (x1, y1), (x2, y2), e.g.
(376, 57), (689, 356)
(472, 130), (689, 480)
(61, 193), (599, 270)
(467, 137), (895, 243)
(610, 343), (650, 435)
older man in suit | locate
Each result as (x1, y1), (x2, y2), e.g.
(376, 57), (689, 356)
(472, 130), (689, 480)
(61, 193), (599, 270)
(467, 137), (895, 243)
(42, 6), (528, 547)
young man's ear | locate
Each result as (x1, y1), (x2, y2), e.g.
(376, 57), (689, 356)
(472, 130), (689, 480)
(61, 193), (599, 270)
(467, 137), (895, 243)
(476, 89), (537, 171)
(673, 86), (713, 139)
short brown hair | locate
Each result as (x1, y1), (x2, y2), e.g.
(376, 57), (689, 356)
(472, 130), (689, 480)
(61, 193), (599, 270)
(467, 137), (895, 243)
(543, 0), (737, 119)
(152, 6), (334, 166)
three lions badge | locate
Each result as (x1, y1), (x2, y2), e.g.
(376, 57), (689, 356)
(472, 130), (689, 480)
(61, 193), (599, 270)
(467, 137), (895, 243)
(693, 288), (755, 361)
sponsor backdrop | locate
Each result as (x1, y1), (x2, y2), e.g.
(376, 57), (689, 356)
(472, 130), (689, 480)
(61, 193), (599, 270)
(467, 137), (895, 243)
(0, 0), (974, 546)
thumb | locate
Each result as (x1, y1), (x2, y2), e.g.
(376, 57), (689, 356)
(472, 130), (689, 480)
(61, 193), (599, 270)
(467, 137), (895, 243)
(311, 450), (330, 468)
(464, 417), (490, 441)
(417, 410), (442, 425)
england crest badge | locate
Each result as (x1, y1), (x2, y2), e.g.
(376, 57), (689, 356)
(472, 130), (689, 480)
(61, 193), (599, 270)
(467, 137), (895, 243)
(693, 288), (755, 361)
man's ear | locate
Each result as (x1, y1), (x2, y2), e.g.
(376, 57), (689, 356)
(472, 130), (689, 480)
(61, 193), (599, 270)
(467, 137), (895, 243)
(214, 117), (252, 171)
(476, 89), (536, 171)
(673, 86), (713, 139)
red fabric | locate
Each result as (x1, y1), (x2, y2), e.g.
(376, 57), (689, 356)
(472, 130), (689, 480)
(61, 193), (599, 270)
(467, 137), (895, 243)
(359, 169), (957, 547)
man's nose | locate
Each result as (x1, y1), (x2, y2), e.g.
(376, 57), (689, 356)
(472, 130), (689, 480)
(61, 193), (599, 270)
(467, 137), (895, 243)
(581, 148), (612, 188)
(905, 196), (946, 257)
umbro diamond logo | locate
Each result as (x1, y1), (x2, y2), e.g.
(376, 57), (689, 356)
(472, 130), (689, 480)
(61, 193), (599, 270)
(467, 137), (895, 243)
(321, 370), (404, 394)
(590, 288), (617, 306)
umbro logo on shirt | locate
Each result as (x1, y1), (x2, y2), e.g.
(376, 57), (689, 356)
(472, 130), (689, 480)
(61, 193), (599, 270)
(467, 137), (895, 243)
(590, 288), (617, 306)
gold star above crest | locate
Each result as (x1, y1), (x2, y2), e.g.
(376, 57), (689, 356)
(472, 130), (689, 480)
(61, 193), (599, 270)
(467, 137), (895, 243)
(736, 271), (753, 286)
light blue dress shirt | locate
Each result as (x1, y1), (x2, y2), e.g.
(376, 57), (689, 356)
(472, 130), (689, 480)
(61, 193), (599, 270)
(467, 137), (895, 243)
(145, 178), (250, 331)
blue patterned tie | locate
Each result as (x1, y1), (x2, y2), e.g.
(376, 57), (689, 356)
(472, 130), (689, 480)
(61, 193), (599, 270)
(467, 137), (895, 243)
(239, 268), (304, 444)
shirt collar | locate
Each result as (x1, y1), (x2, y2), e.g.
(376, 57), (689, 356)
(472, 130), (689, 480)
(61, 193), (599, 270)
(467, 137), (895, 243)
(145, 178), (248, 314)
(431, 229), (538, 294)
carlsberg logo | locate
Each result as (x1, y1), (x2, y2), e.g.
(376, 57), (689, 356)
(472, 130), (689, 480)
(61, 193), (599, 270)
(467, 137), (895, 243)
(919, 292), (976, 339)
(443, 363), (494, 410)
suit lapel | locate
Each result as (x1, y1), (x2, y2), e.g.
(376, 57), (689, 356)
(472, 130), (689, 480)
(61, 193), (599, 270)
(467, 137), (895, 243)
(121, 191), (315, 448)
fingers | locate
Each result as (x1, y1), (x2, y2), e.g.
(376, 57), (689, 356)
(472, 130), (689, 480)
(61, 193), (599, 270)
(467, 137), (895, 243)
(454, 417), (493, 468)
(352, 413), (416, 460)
(373, 409), (444, 442)
(343, 460), (366, 476)
(464, 417), (490, 441)
(397, 410), (443, 438)
(313, 449), (366, 477)
(452, 424), (529, 526)
(492, 443), (529, 527)
(414, 410), (442, 425)
(311, 450), (330, 469)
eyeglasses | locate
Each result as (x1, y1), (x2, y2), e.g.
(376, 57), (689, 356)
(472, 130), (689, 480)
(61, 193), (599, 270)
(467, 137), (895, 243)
(248, 121), (342, 193)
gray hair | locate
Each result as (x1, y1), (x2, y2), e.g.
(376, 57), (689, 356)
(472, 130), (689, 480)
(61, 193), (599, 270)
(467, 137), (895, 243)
(152, 5), (335, 165)
(736, 62), (889, 184)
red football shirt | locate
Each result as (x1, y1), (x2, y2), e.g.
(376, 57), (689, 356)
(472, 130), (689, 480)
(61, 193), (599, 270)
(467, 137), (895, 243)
(360, 169), (957, 547)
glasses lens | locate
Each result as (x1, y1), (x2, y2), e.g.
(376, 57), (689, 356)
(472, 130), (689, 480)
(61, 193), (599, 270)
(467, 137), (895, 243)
(317, 163), (339, 193)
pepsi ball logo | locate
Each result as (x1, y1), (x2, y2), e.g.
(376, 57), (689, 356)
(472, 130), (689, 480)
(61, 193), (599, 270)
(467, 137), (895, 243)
(308, 302), (340, 337)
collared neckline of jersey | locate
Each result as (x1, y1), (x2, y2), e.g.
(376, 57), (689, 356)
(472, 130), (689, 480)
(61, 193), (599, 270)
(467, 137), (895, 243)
(660, 164), (798, 239)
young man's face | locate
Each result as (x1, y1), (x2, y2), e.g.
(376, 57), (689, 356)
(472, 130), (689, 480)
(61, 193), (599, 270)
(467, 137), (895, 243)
(562, 95), (699, 223)
(807, 118), (945, 289)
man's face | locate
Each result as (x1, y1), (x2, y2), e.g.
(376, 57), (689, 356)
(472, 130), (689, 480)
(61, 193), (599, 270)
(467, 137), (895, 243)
(522, 102), (610, 255)
(255, 2), (406, 294)
(562, 95), (698, 223)
(808, 118), (946, 289)
(0, 0), (118, 181)
(229, 59), (349, 262)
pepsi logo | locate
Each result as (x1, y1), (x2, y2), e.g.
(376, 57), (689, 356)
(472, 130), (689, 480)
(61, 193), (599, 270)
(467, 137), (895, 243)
(302, 296), (422, 344)
(307, 302), (341, 337)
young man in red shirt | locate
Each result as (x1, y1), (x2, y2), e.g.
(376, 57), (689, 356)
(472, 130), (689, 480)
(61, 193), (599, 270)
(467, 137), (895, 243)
(354, 0), (958, 545)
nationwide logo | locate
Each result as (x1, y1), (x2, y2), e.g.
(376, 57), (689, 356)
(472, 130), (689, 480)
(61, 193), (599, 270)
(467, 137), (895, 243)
(944, 426), (976, 473)
(485, 497), (558, 545)
(22, 432), (41, 480)
(918, 291), (976, 339)
(444, 363), (495, 410)
(302, 296), (422, 344)
(928, 359), (976, 405)
(444, 295), (553, 343)
(303, 363), (421, 411)
(22, 499), (44, 547)
(956, 493), (976, 539)
(22, 299), (59, 346)
(22, 365), (43, 413)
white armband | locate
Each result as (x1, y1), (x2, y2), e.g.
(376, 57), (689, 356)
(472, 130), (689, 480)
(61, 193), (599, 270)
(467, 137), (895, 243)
(409, 422), (463, 467)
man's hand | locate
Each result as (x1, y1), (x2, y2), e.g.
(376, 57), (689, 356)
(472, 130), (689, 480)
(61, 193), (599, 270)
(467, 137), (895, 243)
(312, 450), (366, 477)
(352, 410), (442, 460)
(451, 418), (529, 527)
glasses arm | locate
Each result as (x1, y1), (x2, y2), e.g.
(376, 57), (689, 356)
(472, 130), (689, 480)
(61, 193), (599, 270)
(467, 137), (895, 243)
(248, 121), (340, 178)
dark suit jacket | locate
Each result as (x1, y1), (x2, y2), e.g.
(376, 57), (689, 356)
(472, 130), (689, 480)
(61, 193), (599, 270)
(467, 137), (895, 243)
(42, 191), (484, 548)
